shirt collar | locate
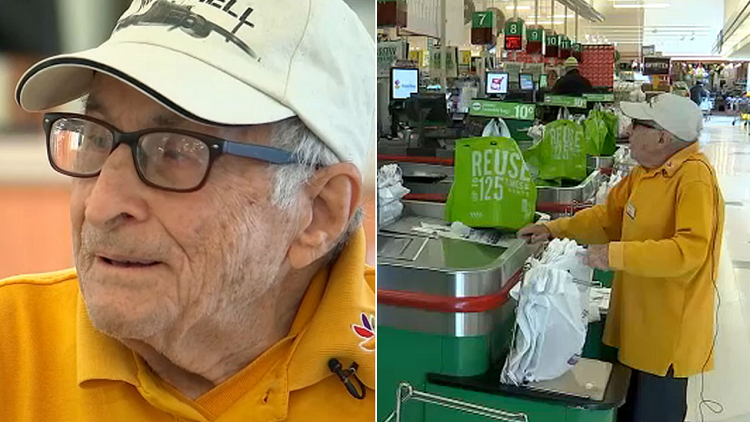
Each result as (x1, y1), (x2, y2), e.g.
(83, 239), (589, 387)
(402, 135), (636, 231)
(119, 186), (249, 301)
(76, 293), (139, 386)
(285, 228), (376, 392)
(642, 142), (701, 178)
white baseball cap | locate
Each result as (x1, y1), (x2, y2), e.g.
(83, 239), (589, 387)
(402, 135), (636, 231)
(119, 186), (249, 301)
(15, 0), (375, 175)
(620, 93), (703, 142)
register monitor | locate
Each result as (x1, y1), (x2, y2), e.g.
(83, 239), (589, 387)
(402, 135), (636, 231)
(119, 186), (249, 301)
(404, 93), (448, 126)
(485, 71), (509, 96)
(539, 74), (549, 89)
(520, 73), (535, 90)
(391, 67), (419, 101)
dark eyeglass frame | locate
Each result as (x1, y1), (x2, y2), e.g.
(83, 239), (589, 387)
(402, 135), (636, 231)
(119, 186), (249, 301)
(43, 112), (300, 193)
(631, 120), (663, 131)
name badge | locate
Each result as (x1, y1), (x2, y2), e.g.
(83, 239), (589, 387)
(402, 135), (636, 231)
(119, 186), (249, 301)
(626, 202), (636, 220)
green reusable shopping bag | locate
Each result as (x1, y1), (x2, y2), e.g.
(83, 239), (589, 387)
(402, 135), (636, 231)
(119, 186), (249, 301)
(525, 119), (587, 182)
(584, 112), (608, 156)
(600, 112), (619, 156)
(585, 111), (618, 156)
(445, 136), (537, 230)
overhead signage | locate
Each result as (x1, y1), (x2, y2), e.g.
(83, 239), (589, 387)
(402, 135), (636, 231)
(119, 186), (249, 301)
(504, 19), (524, 51)
(527, 28), (544, 55)
(472, 11), (496, 45)
(377, 40), (408, 78)
(643, 57), (671, 75)
(377, 0), (407, 27)
(545, 31), (559, 58)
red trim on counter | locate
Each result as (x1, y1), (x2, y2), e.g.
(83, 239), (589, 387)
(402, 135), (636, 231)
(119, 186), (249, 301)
(403, 193), (449, 202)
(377, 268), (524, 313)
(378, 155), (455, 166)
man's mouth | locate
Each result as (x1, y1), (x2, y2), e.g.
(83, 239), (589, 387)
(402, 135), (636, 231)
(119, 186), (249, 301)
(97, 255), (160, 268)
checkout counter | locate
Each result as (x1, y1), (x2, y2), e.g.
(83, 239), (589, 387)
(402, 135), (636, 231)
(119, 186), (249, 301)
(377, 200), (629, 422)
(378, 67), (627, 421)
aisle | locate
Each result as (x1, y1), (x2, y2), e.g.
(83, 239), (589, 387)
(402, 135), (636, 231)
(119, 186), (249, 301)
(685, 116), (750, 422)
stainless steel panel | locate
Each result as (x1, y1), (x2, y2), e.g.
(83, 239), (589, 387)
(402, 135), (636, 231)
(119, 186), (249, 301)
(378, 301), (517, 336)
(587, 156), (615, 171)
(378, 201), (540, 297)
(536, 170), (604, 204)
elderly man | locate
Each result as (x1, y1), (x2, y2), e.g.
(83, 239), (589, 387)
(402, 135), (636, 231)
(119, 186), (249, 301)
(0, 1), (375, 421)
(519, 93), (723, 422)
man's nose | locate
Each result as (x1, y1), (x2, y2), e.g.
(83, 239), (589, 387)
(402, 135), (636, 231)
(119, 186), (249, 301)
(83, 145), (150, 231)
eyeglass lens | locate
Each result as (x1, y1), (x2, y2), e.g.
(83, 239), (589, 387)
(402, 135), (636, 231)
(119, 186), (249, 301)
(49, 117), (212, 190)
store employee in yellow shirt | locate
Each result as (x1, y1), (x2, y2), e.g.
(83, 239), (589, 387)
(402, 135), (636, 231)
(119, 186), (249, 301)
(519, 93), (723, 422)
(0, 1), (375, 421)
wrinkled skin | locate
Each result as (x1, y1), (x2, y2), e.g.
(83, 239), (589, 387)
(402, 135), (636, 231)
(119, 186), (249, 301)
(72, 75), (361, 397)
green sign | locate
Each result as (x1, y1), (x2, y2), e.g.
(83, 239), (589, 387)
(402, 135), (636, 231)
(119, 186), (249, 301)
(543, 95), (587, 108)
(470, 100), (536, 121)
(583, 93), (615, 102)
(546, 34), (559, 46)
(505, 19), (524, 36)
(560, 39), (572, 49)
(527, 29), (544, 42)
(473, 11), (494, 29)
(573, 43), (583, 52)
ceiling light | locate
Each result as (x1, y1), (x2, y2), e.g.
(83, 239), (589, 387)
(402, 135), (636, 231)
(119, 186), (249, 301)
(613, 3), (671, 8)
(506, 5), (531, 10)
(528, 14), (576, 18)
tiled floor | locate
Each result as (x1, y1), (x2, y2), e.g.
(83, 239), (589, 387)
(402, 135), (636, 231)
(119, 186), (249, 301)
(684, 117), (750, 422)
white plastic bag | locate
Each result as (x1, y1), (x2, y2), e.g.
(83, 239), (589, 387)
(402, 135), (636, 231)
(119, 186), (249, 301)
(378, 201), (404, 226)
(501, 239), (591, 385)
(482, 118), (512, 138)
(377, 164), (409, 225)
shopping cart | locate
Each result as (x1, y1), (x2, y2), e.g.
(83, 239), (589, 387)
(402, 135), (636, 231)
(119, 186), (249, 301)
(732, 97), (750, 128)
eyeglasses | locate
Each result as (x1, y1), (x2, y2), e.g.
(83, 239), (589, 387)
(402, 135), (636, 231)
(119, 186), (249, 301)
(631, 120), (663, 131)
(43, 113), (299, 192)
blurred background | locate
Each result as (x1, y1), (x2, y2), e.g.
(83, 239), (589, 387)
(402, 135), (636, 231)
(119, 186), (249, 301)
(0, 0), (377, 278)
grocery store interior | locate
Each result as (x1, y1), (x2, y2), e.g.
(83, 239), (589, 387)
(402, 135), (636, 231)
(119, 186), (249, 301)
(377, 0), (750, 421)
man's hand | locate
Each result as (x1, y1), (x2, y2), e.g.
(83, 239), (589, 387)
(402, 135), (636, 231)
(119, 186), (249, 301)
(517, 224), (552, 244)
(584, 244), (610, 270)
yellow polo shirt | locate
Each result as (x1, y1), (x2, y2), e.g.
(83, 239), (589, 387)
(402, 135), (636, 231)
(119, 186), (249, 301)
(0, 229), (375, 422)
(546, 143), (724, 377)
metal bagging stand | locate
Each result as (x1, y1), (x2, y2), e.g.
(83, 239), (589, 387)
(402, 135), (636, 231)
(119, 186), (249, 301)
(384, 382), (529, 422)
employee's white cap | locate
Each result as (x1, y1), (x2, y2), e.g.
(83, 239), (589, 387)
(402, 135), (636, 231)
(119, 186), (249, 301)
(620, 93), (703, 142)
(15, 0), (375, 175)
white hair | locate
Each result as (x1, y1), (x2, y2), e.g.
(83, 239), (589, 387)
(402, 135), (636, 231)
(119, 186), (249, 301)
(269, 118), (363, 255)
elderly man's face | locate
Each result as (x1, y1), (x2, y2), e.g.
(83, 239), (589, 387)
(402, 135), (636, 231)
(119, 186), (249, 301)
(627, 121), (671, 169)
(71, 76), (300, 344)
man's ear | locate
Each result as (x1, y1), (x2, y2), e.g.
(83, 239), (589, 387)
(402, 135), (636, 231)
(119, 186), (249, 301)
(287, 163), (362, 269)
(658, 131), (672, 145)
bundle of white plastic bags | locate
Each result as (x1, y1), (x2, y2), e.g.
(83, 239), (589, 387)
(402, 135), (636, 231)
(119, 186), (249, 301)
(595, 170), (624, 205)
(378, 164), (410, 226)
(501, 238), (593, 386)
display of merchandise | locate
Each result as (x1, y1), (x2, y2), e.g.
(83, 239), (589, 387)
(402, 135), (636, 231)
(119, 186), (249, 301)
(580, 45), (615, 87)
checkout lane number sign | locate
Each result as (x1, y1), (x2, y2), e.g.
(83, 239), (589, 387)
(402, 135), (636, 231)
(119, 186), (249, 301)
(470, 100), (536, 121)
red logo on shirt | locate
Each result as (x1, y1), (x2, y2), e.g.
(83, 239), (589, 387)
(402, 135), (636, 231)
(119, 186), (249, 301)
(351, 313), (375, 352)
